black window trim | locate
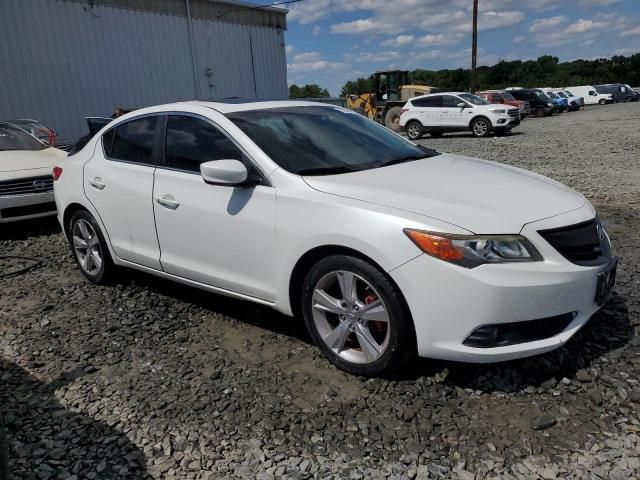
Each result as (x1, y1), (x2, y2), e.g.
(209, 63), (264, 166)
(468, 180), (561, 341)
(157, 111), (271, 187)
(101, 113), (164, 167)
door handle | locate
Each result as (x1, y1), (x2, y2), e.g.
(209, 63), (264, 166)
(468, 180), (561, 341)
(155, 194), (180, 210)
(88, 177), (106, 190)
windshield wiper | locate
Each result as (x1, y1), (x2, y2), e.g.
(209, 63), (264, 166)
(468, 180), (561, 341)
(296, 166), (359, 176)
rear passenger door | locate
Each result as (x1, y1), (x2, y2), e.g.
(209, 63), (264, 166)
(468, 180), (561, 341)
(84, 115), (162, 269)
(411, 96), (442, 126)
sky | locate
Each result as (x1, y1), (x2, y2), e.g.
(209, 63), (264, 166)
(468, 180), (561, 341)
(262, 0), (640, 96)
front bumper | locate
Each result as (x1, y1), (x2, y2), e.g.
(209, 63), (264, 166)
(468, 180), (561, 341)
(390, 205), (611, 363)
(0, 192), (57, 223)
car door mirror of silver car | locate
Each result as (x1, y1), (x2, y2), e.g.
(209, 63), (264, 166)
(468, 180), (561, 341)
(457, 102), (466, 108)
(200, 159), (251, 187)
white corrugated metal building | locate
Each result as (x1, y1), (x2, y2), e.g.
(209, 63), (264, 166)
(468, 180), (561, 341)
(0, 0), (288, 139)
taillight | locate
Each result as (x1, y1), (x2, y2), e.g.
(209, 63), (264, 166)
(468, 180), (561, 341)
(53, 166), (63, 181)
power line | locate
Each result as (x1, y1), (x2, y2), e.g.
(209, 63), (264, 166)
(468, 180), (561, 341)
(216, 0), (305, 18)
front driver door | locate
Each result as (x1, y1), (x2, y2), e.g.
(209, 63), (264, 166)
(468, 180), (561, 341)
(441, 95), (469, 127)
(152, 114), (277, 301)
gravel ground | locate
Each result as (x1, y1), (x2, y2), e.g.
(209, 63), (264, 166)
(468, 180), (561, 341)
(1, 103), (639, 480)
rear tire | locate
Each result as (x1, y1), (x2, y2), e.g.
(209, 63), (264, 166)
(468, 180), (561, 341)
(471, 117), (491, 137)
(405, 121), (423, 140)
(384, 106), (403, 132)
(301, 255), (415, 377)
(536, 109), (545, 118)
(68, 210), (114, 284)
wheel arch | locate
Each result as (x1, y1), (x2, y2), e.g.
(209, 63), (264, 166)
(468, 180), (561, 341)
(288, 244), (410, 323)
(468, 115), (491, 129)
(62, 202), (89, 238)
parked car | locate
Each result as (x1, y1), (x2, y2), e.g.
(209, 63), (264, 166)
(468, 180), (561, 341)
(476, 90), (530, 118)
(8, 119), (73, 151)
(561, 90), (584, 107)
(539, 90), (567, 113)
(507, 89), (555, 117)
(565, 86), (613, 105)
(622, 84), (640, 102)
(0, 122), (67, 223)
(399, 92), (520, 139)
(549, 90), (582, 110)
(53, 101), (616, 376)
(593, 84), (635, 103)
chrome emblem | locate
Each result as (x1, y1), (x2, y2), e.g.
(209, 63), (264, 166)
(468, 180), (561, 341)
(32, 180), (46, 190)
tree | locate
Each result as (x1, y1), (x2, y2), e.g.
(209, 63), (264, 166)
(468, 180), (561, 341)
(288, 84), (330, 98)
(339, 52), (640, 96)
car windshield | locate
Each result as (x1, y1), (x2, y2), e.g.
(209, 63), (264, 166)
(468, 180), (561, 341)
(458, 93), (490, 105)
(563, 91), (574, 97)
(535, 91), (550, 100)
(0, 123), (47, 151)
(555, 92), (567, 98)
(227, 106), (440, 175)
(501, 92), (516, 101)
(546, 92), (559, 99)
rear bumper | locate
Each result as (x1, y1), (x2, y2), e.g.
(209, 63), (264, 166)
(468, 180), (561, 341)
(0, 192), (57, 223)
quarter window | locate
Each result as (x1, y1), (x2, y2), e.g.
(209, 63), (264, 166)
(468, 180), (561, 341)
(109, 116), (158, 165)
(164, 115), (242, 173)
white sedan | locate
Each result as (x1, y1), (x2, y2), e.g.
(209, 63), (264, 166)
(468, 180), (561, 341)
(53, 101), (616, 376)
(0, 122), (67, 223)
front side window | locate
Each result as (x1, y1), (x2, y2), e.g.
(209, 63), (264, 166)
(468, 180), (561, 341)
(165, 115), (242, 173)
(442, 95), (463, 108)
(458, 93), (489, 105)
(109, 116), (158, 165)
(227, 106), (439, 175)
(0, 123), (46, 151)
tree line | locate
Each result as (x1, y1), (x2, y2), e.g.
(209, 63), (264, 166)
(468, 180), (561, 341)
(288, 84), (330, 98)
(339, 53), (640, 96)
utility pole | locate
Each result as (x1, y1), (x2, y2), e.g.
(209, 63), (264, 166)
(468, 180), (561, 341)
(471, 0), (478, 92)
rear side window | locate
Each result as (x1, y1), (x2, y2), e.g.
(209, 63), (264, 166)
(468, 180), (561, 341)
(412, 96), (442, 108)
(108, 116), (158, 165)
(164, 115), (242, 173)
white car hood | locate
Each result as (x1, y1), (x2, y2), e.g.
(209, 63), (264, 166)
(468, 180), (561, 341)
(0, 148), (66, 175)
(303, 154), (586, 234)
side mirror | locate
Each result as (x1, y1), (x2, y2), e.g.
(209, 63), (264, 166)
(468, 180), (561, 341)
(200, 159), (250, 186)
(457, 102), (466, 108)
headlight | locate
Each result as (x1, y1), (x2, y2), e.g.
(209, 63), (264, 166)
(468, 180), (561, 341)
(547, 103), (553, 107)
(489, 109), (506, 114)
(404, 229), (543, 268)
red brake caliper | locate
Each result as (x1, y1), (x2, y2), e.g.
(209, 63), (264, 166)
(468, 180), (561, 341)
(364, 292), (385, 335)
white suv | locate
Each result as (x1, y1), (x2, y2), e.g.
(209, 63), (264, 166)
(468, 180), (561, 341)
(400, 92), (520, 140)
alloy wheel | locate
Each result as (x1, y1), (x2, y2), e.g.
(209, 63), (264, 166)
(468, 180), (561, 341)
(473, 119), (489, 136)
(72, 219), (103, 275)
(407, 123), (421, 139)
(311, 270), (390, 364)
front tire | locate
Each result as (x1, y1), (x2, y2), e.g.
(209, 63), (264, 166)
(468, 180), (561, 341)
(384, 106), (403, 132)
(405, 120), (423, 140)
(301, 255), (415, 376)
(68, 210), (114, 284)
(599, 99), (606, 105)
(471, 117), (491, 137)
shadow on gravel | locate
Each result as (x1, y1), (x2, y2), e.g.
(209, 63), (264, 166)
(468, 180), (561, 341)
(0, 217), (60, 241)
(120, 269), (313, 345)
(396, 294), (633, 391)
(0, 359), (147, 479)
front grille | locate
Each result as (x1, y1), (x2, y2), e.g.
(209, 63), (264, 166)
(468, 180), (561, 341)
(508, 109), (519, 117)
(1, 201), (57, 219)
(0, 175), (54, 197)
(538, 218), (610, 266)
(464, 312), (576, 348)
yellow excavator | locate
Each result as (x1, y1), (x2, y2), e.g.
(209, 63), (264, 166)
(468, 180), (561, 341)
(345, 70), (438, 131)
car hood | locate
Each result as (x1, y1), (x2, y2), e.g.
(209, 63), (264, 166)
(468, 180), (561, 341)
(303, 154), (586, 234)
(0, 148), (66, 174)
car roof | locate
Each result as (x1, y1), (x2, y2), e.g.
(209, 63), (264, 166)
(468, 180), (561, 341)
(116, 100), (334, 118)
(410, 92), (467, 100)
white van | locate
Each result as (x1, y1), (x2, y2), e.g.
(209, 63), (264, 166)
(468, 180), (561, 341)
(565, 86), (613, 105)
